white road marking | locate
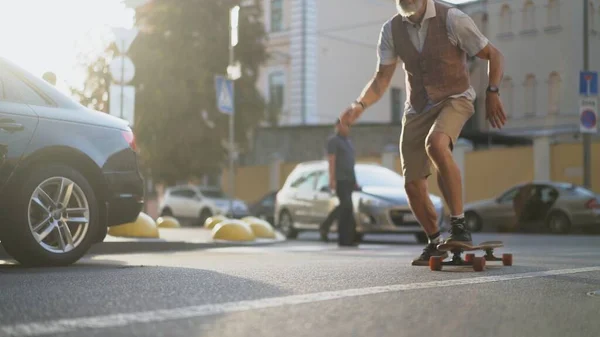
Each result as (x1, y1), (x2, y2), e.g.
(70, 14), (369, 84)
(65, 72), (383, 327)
(2, 266), (600, 336)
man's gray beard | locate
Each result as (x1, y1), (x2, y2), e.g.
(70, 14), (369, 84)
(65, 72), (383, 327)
(396, 1), (423, 17)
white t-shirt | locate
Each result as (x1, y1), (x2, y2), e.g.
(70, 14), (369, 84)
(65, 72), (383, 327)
(377, 0), (489, 114)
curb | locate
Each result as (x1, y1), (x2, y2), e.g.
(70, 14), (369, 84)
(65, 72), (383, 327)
(0, 231), (286, 261)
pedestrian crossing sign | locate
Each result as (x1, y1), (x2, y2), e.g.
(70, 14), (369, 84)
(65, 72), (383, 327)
(215, 75), (234, 115)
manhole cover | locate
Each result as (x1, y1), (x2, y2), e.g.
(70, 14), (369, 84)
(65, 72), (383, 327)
(586, 290), (600, 297)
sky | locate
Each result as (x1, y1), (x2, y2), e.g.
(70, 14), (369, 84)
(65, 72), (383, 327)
(0, 0), (134, 95)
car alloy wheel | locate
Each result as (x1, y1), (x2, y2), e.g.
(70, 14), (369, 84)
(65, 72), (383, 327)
(28, 177), (90, 254)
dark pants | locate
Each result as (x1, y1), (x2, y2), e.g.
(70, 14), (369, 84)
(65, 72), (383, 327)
(320, 180), (356, 246)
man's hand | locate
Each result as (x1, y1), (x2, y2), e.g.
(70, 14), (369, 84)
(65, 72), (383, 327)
(486, 92), (507, 129)
(340, 103), (364, 126)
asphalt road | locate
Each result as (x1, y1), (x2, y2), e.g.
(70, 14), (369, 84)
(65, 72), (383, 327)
(1, 232), (600, 337)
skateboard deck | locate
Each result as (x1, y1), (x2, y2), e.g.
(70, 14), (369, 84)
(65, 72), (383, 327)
(436, 240), (503, 252)
(429, 240), (512, 272)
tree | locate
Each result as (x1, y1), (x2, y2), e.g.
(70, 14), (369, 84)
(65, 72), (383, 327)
(71, 44), (118, 113)
(128, 0), (268, 185)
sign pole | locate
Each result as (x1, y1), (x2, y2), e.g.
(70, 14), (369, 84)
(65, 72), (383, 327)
(228, 5), (240, 217)
(583, 0), (591, 188)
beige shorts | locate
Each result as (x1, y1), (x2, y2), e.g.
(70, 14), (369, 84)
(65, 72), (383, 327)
(399, 97), (475, 183)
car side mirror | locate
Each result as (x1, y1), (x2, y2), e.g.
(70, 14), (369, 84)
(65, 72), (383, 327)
(319, 186), (330, 193)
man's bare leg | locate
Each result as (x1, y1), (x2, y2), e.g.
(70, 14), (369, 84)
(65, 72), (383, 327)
(425, 132), (472, 243)
(404, 178), (439, 236)
(405, 178), (449, 265)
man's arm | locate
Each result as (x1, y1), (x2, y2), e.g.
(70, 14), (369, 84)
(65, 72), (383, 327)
(475, 43), (504, 88)
(326, 138), (337, 189)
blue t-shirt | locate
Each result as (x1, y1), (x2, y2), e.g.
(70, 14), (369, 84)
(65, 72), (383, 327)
(326, 134), (356, 181)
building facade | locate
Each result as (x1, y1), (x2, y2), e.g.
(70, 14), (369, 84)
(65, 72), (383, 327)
(461, 0), (600, 137)
(258, 0), (408, 125)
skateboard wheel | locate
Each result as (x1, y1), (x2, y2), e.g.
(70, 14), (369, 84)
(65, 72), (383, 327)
(502, 253), (513, 266)
(472, 257), (485, 272)
(465, 253), (475, 263)
(429, 256), (443, 271)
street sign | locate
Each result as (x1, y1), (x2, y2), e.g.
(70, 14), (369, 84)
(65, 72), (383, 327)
(109, 56), (136, 84)
(579, 97), (598, 133)
(112, 27), (139, 54)
(215, 75), (234, 115)
(579, 71), (598, 96)
(227, 61), (242, 80)
(109, 85), (136, 126)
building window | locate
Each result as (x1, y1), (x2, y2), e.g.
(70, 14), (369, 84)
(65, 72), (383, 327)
(500, 4), (512, 35)
(546, 0), (559, 27)
(501, 77), (514, 118)
(390, 87), (404, 123)
(524, 74), (537, 117)
(548, 72), (561, 115)
(270, 0), (284, 32)
(522, 0), (535, 32)
(267, 71), (285, 125)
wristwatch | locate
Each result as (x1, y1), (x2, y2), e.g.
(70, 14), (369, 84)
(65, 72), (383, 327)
(486, 85), (500, 95)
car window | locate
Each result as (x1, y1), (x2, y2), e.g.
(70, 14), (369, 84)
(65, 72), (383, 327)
(0, 67), (50, 106)
(261, 194), (275, 207)
(291, 170), (319, 191)
(315, 171), (329, 191)
(171, 189), (197, 199)
(537, 186), (559, 203)
(498, 186), (522, 203)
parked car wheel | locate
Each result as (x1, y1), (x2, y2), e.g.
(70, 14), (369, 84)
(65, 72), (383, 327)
(465, 211), (483, 232)
(198, 208), (212, 227)
(0, 164), (100, 267)
(547, 211), (571, 234)
(278, 210), (298, 239)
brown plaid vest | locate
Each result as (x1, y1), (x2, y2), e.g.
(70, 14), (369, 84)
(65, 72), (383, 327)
(391, 1), (470, 113)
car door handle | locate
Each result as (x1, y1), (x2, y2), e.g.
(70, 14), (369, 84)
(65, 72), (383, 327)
(0, 122), (24, 132)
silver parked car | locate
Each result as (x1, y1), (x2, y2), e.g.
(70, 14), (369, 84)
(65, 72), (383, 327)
(274, 161), (446, 243)
(463, 181), (600, 234)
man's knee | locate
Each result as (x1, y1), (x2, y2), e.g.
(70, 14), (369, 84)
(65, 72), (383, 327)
(404, 179), (427, 200)
(425, 132), (451, 160)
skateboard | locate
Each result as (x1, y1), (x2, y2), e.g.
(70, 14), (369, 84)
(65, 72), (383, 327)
(428, 241), (513, 272)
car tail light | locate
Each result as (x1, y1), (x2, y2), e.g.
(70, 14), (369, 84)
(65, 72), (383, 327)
(585, 198), (600, 209)
(122, 130), (138, 152)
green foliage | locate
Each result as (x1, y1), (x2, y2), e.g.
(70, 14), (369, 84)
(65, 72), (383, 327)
(129, 0), (268, 184)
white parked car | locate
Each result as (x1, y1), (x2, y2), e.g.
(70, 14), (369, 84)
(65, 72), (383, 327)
(158, 185), (250, 226)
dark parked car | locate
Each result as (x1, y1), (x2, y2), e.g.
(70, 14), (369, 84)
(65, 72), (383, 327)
(0, 57), (144, 266)
(249, 190), (277, 225)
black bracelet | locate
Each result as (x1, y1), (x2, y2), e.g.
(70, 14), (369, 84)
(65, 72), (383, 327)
(354, 100), (366, 109)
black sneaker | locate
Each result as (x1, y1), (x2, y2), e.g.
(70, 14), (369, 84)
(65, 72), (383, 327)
(444, 218), (472, 244)
(411, 243), (448, 266)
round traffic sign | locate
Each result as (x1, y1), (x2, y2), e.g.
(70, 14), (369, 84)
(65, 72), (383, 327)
(580, 109), (597, 129)
(109, 56), (135, 84)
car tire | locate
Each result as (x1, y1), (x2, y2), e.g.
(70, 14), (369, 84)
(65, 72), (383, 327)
(465, 211), (483, 232)
(197, 208), (212, 227)
(0, 164), (100, 267)
(160, 208), (173, 217)
(278, 210), (298, 239)
(547, 211), (571, 234)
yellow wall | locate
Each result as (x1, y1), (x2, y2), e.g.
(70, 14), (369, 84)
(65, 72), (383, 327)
(551, 142), (600, 193)
(221, 165), (271, 204)
(464, 146), (534, 203)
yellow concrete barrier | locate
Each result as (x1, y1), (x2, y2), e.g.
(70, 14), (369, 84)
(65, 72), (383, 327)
(241, 216), (276, 239)
(108, 212), (160, 238)
(156, 216), (181, 228)
(211, 219), (256, 241)
(204, 215), (228, 229)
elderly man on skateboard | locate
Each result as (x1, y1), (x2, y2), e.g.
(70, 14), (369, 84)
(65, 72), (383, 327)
(340, 0), (507, 265)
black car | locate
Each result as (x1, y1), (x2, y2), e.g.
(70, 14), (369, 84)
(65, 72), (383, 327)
(248, 190), (277, 225)
(0, 57), (144, 267)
